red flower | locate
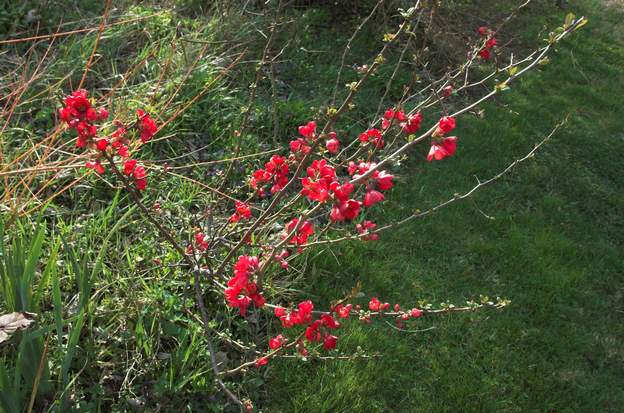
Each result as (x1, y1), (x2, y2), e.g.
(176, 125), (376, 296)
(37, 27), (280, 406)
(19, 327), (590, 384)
(400, 112), (423, 135)
(96, 138), (109, 152)
(123, 159), (137, 176)
(335, 303), (352, 318)
(323, 334), (338, 350)
(305, 320), (322, 343)
(133, 165), (146, 180)
(356, 220), (379, 241)
(329, 181), (354, 202)
(326, 137), (340, 154)
(427, 136), (458, 161)
(375, 171), (394, 191)
(369, 297), (381, 311)
(97, 108), (109, 120)
(443, 85), (453, 97)
(363, 189), (384, 208)
(229, 200), (252, 223)
(479, 48), (491, 60)
(437, 116), (456, 134)
(330, 199), (361, 222)
(485, 38), (497, 49)
(290, 138), (311, 155)
(269, 334), (285, 350)
(224, 255), (265, 316)
(411, 308), (423, 318)
(85, 160), (105, 174)
(274, 306), (286, 318)
(478, 26), (490, 36)
(194, 232), (209, 252)
(251, 155), (290, 195)
(298, 121), (317, 139)
(282, 218), (314, 245)
(137, 109), (157, 143)
(320, 313), (340, 329)
(359, 128), (384, 148)
(255, 357), (268, 367)
(382, 108), (406, 129)
(135, 178), (147, 191)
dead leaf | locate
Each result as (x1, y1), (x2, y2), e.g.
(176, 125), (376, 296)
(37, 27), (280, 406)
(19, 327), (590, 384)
(0, 312), (37, 343)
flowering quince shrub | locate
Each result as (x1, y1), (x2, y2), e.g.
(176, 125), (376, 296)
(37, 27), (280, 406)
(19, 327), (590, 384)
(48, 9), (587, 410)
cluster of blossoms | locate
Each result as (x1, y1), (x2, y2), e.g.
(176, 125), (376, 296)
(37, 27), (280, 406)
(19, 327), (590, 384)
(59, 90), (157, 190)
(224, 255), (265, 316)
(427, 116), (458, 161)
(229, 200), (252, 223)
(219, 113), (461, 363)
(282, 218), (314, 247)
(478, 26), (498, 60)
(255, 296), (427, 367)
(381, 108), (423, 135)
(59, 89), (109, 149)
(122, 159), (147, 190)
(366, 297), (423, 328)
(272, 300), (340, 355)
(250, 155), (290, 197)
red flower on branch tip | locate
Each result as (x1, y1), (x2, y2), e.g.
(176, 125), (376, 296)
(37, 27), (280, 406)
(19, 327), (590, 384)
(326, 136), (340, 154)
(335, 303), (352, 318)
(323, 334), (338, 350)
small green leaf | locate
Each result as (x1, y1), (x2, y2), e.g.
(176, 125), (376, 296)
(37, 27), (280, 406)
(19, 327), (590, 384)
(564, 12), (576, 29)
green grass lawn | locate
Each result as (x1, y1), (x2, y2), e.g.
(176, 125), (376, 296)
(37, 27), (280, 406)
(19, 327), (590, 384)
(264, 1), (624, 411)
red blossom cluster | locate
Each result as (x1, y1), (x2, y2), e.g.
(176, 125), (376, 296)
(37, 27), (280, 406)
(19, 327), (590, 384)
(290, 121), (318, 156)
(427, 116), (458, 161)
(250, 155), (290, 196)
(229, 200), (252, 223)
(59, 90), (157, 191)
(255, 295), (429, 366)
(359, 128), (384, 148)
(272, 300), (340, 355)
(225, 256), (265, 316)
(282, 218), (314, 246)
(356, 220), (379, 241)
(122, 159), (148, 190)
(59, 89), (109, 149)
(477, 26), (498, 60)
(301, 159), (336, 202)
(381, 108), (423, 135)
(137, 109), (158, 143)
